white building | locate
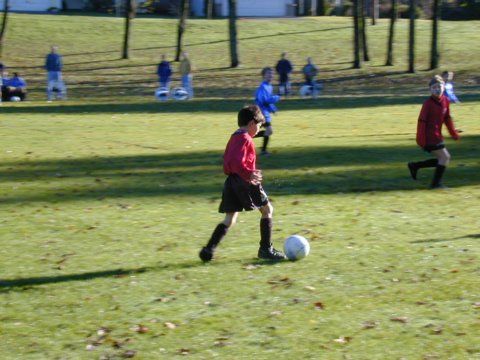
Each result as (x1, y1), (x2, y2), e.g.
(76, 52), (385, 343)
(192, 0), (297, 17)
(9, 0), (63, 12)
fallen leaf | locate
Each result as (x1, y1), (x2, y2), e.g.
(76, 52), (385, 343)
(304, 286), (316, 291)
(243, 264), (260, 270)
(131, 324), (148, 333)
(362, 320), (378, 329)
(121, 349), (137, 358)
(390, 316), (408, 323)
(270, 310), (282, 316)
(97, 327), (111, 336)
(164, 322), (176, 330)
(314, 302), (325, 310)
(178, 348), (190, 355)
(333, 336), (352, 343)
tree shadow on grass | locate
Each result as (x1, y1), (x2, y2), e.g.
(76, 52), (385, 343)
(0, 136), (479, 205)
(0, 260), (202, 292)
(410, 233), (480, 244)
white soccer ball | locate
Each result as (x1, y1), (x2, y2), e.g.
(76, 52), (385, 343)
(172, 87), (189, 100)
(155, 87), (170, 100)
(10, 96), (21, 102)
(284, 235), (310, 261)
(299, 85), (313, 97)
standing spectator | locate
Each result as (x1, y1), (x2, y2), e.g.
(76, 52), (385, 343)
(407, 75), (460, 189)
(2, 71), (27, 101)
(45, 45), (67, 101)
(157, 54), (172, 90)
(275, 52), (293, 96)
(302, 57), (318, 87)
(179, 51), (193, 99)
(255, 67), (280, 156)
(0, 63), (4, 105)
(442, 71), (460, 104)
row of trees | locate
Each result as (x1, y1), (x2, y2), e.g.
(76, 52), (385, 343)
(0, 0), (441, 73)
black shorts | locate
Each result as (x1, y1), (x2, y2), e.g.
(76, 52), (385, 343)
(219, 174), (269, 213)
(424, 142), (445, 152)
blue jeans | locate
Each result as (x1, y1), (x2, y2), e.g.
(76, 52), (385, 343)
(181, 74), (193, 99)
(47, 71), (66, 100)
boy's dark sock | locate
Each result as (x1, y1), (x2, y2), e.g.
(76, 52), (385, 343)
(254, 130), (265, 138)
(430, 165), (446, 188)
(408, 159), (438, 180)
(259, 218), (272, 249)
(206, 223), (228, 250)
(262, 136), (270, 152)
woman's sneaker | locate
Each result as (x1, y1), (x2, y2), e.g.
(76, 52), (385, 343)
(258, 247), (286, 261)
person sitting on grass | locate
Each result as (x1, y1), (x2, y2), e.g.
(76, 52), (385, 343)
(408, 75), (460, 189)
(1, 71), (27, 101)
(199, 104), (286, 262)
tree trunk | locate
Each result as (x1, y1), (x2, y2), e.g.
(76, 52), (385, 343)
(353, 0), (361, 68)
(122, 0), (135, 59)
(205, 0), (213, 19)
(360, 0), (369, 61)
(175, 0), (189, 61)
(317, 0), (325, 15)
(408, 0), (416, 73)
(385, 0), (397, 66)
(430, 0), (440, 69)
(0, 0), (11, 57)
(371, 0), (378, 25)
(228, 0), (239, 68)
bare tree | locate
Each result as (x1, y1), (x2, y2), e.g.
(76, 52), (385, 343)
(0, 0), (10, 57)
(122, 0), (136, 59)
(371, 0), (378, 25)
(360, 0), (370, 61)
(430, 0), (440, 69)
(175, 0), (189, 61)
(353, 0), (361, 68)
(408, 0), (416, 73)
(228, 0), (239, 67)
(385, 0), (397, 66)
(205, 0), (214, 19)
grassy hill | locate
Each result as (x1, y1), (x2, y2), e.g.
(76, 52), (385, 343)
(0, 13), (479, 360)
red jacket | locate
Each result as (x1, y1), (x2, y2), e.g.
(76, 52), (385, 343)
(416, 95), (459, 148)
(223, 129), (256, 182)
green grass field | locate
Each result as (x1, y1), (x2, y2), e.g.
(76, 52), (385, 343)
(1, 13), (479, 359)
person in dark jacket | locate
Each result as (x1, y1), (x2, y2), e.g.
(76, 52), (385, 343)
(157, 54), (173, 90)
(45, 45), (66, 101)
(275, 52), (293, 96)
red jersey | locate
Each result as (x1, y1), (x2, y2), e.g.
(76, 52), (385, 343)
(223, 129), (256, 182)
(416, 95), (459, 148)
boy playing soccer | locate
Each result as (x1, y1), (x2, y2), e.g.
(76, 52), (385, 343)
(199, 105), (286, 262)
(408, 75), (460, 189)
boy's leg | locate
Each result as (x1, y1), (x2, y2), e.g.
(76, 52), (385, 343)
(261, 124), (273, 155)
(430, 148), (451, 188)
(257, 203), (285, 260)
(408, 158), (438, 180)
(199, 212), (237, 262)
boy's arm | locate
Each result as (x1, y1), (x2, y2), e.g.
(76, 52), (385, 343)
(416, 103), (428, 148)
(444, 105), (460, 140)
(257, 86), (280, 105)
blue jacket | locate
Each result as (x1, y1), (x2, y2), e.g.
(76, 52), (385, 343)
(45, 53), (63, 72)
(6, 76), (27, 88)
(255, 81), (280, 123)
(157, 61), (172, 82)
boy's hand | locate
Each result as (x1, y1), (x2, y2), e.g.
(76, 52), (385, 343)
(250, 170), (263, 185)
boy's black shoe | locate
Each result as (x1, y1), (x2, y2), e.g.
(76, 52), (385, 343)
(258, 247), (286, 261)
(199, 247), (214, 262)
(407, 162), (417, 180)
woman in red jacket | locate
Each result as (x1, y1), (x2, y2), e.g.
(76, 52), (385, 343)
(408, 75), (460, 189)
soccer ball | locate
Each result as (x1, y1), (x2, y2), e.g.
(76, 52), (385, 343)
(155, 87), (170, 100)
(10, 96), (21, 102)
(284, 235), (310, 261)
(172, 87), (189, 100)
